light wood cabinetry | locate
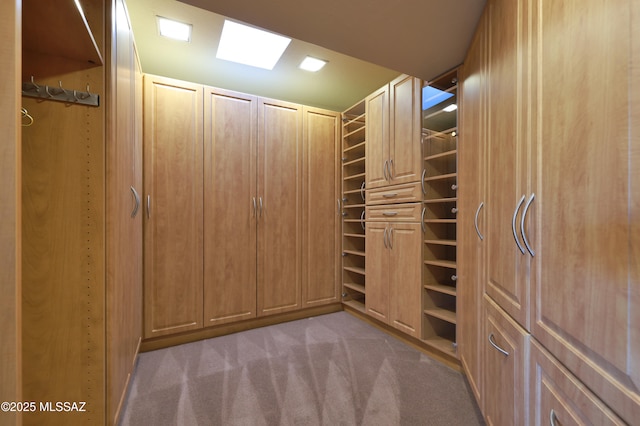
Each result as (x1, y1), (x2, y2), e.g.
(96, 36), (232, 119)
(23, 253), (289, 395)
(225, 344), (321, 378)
(302, 107), (341, 307)
(366, 206), (422, 338)
(484, 0), (532, 330)
(366, 74), (422, 190)
(143, 75), (204, 338)
(203, 88), (257, 326)
(341, 100), (367, 312)
(483, 296), (530, 426)
(458, 8), (487, 410)
(21, 0), (141, 423)
(256, 98), (303, 316)
(460, 0), (639, 423)
(529, 0), (639, 420)
(529, 340), (625, 425)
(106, 0), (143, 422)
(421, 70), (459, 357)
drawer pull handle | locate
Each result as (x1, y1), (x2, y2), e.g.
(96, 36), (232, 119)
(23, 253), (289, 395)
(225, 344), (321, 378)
(382, 193), (398, 198)
(382, 212), (398, 216)
(488, 333), (509, 356)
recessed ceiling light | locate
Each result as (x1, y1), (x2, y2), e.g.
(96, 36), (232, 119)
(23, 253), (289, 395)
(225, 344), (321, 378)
(443, 104), (458, 112)
(299, 56), (327, 72)
(216, 20), (291, 70)
(157, 17), (192, 42)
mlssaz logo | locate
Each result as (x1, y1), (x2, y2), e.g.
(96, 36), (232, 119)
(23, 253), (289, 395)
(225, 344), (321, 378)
(39, 401), (87, 412)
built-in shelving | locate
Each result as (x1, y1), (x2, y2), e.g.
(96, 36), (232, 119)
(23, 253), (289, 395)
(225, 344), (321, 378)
(421, 69), (459, 357)
(341, 100), (367, 311)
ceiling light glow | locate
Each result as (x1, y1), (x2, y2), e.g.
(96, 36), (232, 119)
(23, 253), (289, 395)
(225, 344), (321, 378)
(157, 17), (192, 42)
(300, 56), (327, 72)
(443, 104), (458, 112)
(216, 20), (291, 70)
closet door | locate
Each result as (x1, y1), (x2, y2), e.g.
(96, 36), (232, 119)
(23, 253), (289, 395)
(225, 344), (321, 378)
(484, 0), (532, 328)
(365, 221), (389, 322)
(302, 107), (341, 307)
(389, 75), (422, 185)
(257, 98), (302, 316)
(143, 75), (203, 337)
(458, 9), (487, 408)
(365, 84), (389, 189)
(203, 87), (257, 325)
(531, 0), (638, 421)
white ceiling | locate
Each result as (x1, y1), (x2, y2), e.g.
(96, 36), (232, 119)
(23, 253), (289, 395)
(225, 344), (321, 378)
(125, 0), (485, 112)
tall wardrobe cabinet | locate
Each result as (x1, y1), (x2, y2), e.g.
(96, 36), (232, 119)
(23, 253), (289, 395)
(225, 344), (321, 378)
(144, 75), (341, 339)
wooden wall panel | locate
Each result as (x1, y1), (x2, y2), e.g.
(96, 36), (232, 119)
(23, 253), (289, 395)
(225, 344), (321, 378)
(0, 1), (22, 424)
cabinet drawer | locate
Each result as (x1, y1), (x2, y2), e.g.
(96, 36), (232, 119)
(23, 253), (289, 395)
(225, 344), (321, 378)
(366, 203), (421, 222)
(529, 339), (625, 425)
(366, 182), (422, 205)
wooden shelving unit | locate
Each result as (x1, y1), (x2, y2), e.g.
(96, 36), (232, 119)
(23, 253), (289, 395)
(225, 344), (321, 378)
(341, 100), (367, 312)
(421, 69), (459, 357)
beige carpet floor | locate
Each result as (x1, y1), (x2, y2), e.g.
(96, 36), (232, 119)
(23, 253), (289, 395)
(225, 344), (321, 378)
(119, 311), (484, 425)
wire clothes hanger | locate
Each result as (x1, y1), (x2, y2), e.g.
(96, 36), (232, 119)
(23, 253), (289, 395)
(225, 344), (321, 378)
(21, 107), (34, 127)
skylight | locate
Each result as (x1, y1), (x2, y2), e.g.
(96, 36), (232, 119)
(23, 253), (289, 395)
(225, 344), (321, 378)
(216, 20), (291, 70)
(157, 17), (192, 42)
(422, 86), (454, 111)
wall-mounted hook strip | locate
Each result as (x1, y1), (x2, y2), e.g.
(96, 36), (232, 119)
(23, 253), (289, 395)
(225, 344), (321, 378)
(21, 78), (100, 107)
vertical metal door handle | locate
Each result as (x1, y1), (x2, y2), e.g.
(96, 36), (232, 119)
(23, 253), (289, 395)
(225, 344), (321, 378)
(360, 210), (366, 230)
(360, 181), (366, 201)
(259, 197), (263, 217)
(421, 207), (426, 233)
(421, 169), (427, 195)
(512, 195), (526, 254)
(488, 333), (510, 356)
(549, 409), (558, 426)
(389, 158), (394, 180)
(130, 186), (140, 218)
(383, 227), (388, 248)
(253, 197), (257, 217)
(474, 202), (484, 240)
(389, 227), (393, 249)
(383, 160), (389, 181)
(521, 193), (535, 257)
(146, 195), (151, 219)
(337, 199), (341, 216)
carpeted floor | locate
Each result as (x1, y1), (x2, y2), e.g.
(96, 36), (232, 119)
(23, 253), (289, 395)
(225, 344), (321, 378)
(119, 311), (484, 425)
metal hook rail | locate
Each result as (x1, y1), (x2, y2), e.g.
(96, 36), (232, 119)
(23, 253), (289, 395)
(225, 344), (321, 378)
(21, 76), (100, 107)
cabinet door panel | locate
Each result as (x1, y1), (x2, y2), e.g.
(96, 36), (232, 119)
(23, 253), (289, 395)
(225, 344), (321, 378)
(484, 296), (529, 426)
(365, 222), (390, 322)
(204, 88), (257, 325)
(143, 76), (203, 337)
(458, 9), (487, 407)
(389, 222), (422, 338)
(366, 85), (389, 189)
(389, 75), (422, 185)
(532, 0), (639, 421)
(257, 98), (302, 316)
(302, 107), (340, 307)
(485, 0), (530, 328)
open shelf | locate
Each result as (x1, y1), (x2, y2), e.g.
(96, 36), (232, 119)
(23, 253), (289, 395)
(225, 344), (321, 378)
(424, 283), (457, 297)
(425, 259), (457, 269)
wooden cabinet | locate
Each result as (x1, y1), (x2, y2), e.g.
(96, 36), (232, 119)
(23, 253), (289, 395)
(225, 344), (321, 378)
(460, 0), (639, 423)
(484, 0), (533, 330)
(302, 107), (341, 307)
(203, 87), (257, 326)
(256, 98), (303, 316)
(529, 0), (639, 421)
(366, 74), (421, 190)
(529, 340), (625, 426)
(365, 208), (422, 338)
(483, 296), (530, 426)
(143, 75), (204, 338)
(106, 0), (143, 422)
(458, 8), (487, 408)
